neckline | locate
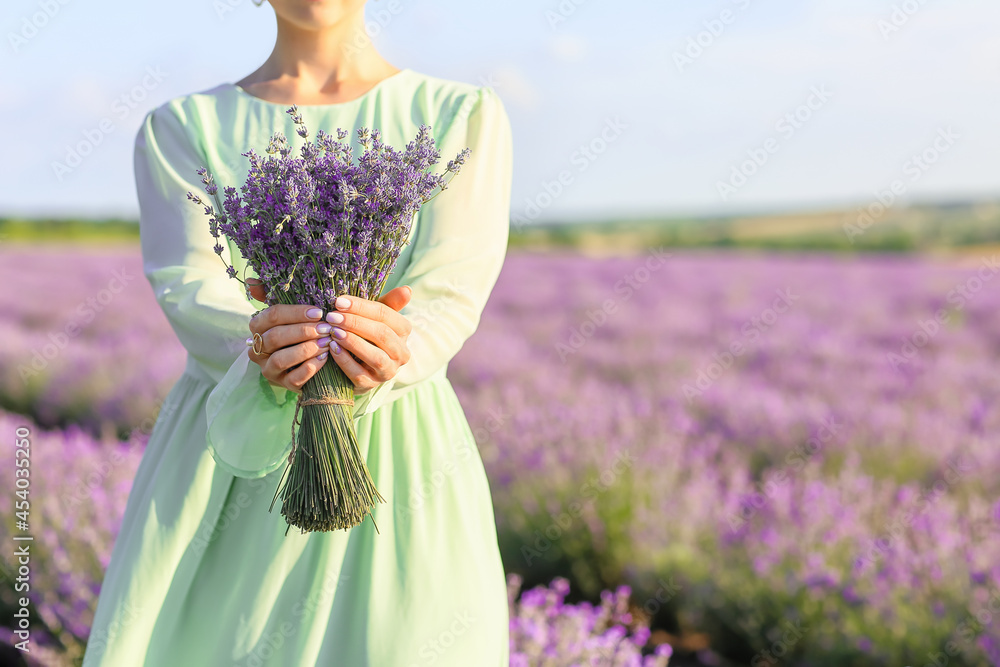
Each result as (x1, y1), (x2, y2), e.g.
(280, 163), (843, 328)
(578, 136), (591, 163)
(229, 68), (411, 109)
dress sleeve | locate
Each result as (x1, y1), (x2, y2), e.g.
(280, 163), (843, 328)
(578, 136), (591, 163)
(136, 103), (347, 479)
(351, 85), (514, 416)
(135, 103), (256, 381)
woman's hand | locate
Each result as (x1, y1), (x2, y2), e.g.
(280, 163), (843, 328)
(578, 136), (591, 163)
(246, 278), (413, 395)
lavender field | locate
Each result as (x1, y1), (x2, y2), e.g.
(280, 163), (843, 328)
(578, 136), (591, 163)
(2, 243), (1000, 666)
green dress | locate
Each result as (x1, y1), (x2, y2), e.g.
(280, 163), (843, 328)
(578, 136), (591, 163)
(83, 69), (513, 666)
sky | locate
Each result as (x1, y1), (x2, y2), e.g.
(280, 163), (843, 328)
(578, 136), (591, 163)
(1, 0), (998, 223)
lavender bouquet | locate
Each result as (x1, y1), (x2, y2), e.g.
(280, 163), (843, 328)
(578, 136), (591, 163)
(188, 106), (470, 533)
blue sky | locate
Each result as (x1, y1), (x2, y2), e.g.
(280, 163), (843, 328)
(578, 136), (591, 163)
(2, 0), (998, 222)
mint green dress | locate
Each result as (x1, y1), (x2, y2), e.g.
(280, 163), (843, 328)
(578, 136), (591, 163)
(83, 69), (513, 666)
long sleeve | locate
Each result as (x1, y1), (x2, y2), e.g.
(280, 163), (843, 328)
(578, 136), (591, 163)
(353, 85), (513, 415)
(136, 104), (307, 478)
(136, 103), (256, 381)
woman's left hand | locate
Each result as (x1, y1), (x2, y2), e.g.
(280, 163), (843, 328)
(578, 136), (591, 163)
(248, 278), (413, 393)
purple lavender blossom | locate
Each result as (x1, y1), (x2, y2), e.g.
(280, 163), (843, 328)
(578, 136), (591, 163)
(190, 105), (470, 307)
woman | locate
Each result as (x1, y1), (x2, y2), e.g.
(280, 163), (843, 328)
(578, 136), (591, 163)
(83, 1), (513, 664)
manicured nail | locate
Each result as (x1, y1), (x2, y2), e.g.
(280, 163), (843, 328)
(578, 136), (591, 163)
(316, 322), (332, 334)
(331, 342), (342, 354)
(335, 296), (351, 310)
(326, 311), (345, 324)
(306, 307), (323, 319)
(317, 350), (328, 361)
(331, 327), (347, 340)
(316, 336), (331, 347)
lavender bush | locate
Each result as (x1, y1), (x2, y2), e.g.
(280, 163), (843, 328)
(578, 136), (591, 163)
(190, 107), (470, 532)
(0, 409), (149, 666)
(0, 246), (183, 437)
(507, 574), (673, 666)
(453, 250), (1000, 665)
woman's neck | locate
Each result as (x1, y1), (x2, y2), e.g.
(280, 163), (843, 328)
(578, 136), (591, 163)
(236, 5), (400, 105)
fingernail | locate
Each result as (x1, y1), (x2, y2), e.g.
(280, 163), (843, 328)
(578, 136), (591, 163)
(317, 350), (328, 360)
(306, 307), (323, 319)
(331, 342), (342, 354)
(316, 322), (332, 334)
(335, 296), (351, 310)
(316, 336), (331, 347)
(326, 311), (345, 324)
(331, 327), (347, 340)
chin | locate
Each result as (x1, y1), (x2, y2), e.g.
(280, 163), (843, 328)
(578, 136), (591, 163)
(268, 0), (368, 30)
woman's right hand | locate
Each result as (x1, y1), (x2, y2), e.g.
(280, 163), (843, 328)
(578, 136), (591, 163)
(247, 302), (332, 394)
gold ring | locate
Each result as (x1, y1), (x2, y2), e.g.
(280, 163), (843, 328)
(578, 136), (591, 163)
(252, 332), (264, 355)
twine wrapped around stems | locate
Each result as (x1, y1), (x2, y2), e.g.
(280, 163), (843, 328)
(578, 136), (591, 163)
(269, 379), (384, 535)
(288, 392), (355, 465)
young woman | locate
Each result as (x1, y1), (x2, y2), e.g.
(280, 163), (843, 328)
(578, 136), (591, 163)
(83, 1), (513, 664)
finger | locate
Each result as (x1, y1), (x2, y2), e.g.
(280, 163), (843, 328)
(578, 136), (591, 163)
(248, 344), (270, 366)
(327, 294), (411, 338)
(250, 303), (325, 335)
(327, 340), (380, 392)
(378, 285), (412, 313)
(247, 278), (267, 303)
(265, 336), (332, 374)
(280, 349), (330, 393)
(329, 327), (400, 382)
(261, 321), (332, 357)
(324, 313), (409, 362)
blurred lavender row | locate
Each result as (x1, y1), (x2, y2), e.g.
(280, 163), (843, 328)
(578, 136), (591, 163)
(459, 249), (1000, 665)
(0, 246), (182, 437)
(2, 245), (1000, 664)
